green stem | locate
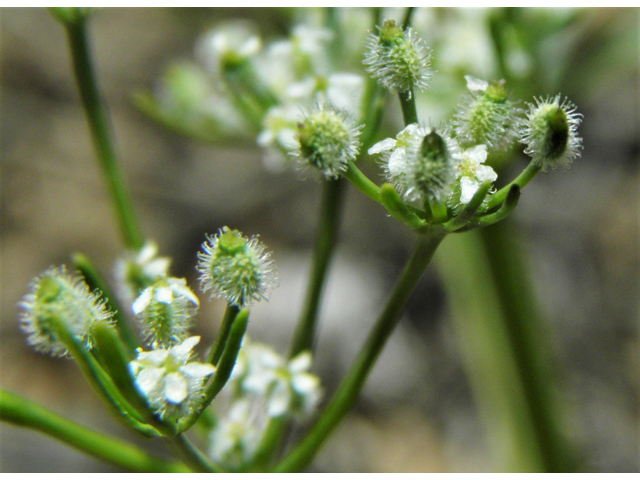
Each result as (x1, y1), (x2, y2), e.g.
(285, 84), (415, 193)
(343, 161), (381, 204)
(401, 7), (416, 28)
(72, 252), (139, 354)
(168, 433), (222, 473)
(206, 304), (240, 365)
(488, 162), (541, 210)
(0, 390), (187, 472)
(289, 178), (346, 358)
(275, 231), (446, 472)
(63, 18), (143, 250)
(479, 223), (574, 472)
(399, 88), (418, 125)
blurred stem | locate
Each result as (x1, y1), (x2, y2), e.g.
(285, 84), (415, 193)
(275, 231), (445, 472)
(168, 434), (222, 473)
(72, 252), (139, 354)
(402, 7), (416, 28)
(63, 17), (143, 250)
(479, 223), (574, 472)
(399, 88), (418, 125)
(436, 227), (572, 472)
(0, 390), (188, 472)
(206, 304), (240, 365)
(289, 178), (346, 358)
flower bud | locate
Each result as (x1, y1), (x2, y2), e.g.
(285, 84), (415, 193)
(19, 266), (113, 357)
(293, 103), (363, 179)
(520, 95), (583, 171)
(197, 227), (278, 307)
(363, 19), (433, 94)
(453, 75), (520, 153)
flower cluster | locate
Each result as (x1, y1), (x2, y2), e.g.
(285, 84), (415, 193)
(207, 339), (322, 469)
(197, 227), (278, 307)
(19, 266), (113, 357)
(114, 241), (171, 301)
(129, 336), (215, 420)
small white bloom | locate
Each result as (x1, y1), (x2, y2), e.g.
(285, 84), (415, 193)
(133, 277), (199, 349)
(465, 75), (489, 92)
(455, 145), (498, 204)
(196, 21), (261, 74)
(130, 336), (215, 418)
(257, 104), (301, 170)
(114, 241), (171, 301)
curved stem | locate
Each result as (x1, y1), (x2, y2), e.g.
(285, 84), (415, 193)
(275, 231), (445, 472)
(289, 178), (346, 358)
(63, 18), (143, 250)
(206, 304), (240, 365)
(168, 433), (222, 473)
(0, 390), (187, 472)
(488, 162), (541, 210)
(343, 161), (382, 204)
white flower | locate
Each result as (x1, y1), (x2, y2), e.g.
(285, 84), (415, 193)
(230, 340), (322, 419)
(197, 227), (278, 307)
(195, 21), (261, 74)
(132, 277), (200, 348)
(129, 336), (215, 418)
(257, 104), (301, 166)
(208, 399), (264, 470)
(114, 241), (171, 301)
(19, 266), (113, 357)
(285, 73), (365, 114)
(455, 145), (498, 204)
(368, 123), (421, 187)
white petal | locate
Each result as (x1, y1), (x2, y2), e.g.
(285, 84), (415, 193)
(401, 123), (420, 136)
(460, 176), (480, 204)
(291, 372), (320, 395)
(132, 288), (153, 315)
(466, 144), (488, 165)
(181, 362), (216, 378)
(388, 148), (408, 177)
(368, 138), (396, 155)
(170, 279), (199, 306)
(243, 370), (276, 394)
(170, 336), (200, 363)
(267, 382), (291, 417)
(136, 367), (165, 396)
(140, 349), (169, 366)
(288, 352), (312, 373)
(239, 36), (261, 57)
(465, 75), (489, 92)
(329, 72), (364, 89)
(137, 242), (158, 264)
(257, 129), (274, 147)
(145, 258), (170, 277)
(155, 286), (174, 304)
(476, 164), (498, 183)
(286, 78), (315, 99)
(277, 128), (298, 149)
(164, 373), (188, 404)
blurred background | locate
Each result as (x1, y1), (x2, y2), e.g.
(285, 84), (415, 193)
(1, 7), (638, 472)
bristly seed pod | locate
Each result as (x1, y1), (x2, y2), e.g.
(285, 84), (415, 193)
(197, 227), (278, 307)
(519, 95), (583, 171)
(19, 266), (113, 357)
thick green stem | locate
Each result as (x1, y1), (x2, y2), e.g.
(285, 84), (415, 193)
(275, 232), (445, 472)
(206, 304), (240, 365)
(0, 390), (187, 472)
(343, 161), (382, 204)
(289, 178), (346, 358)
(399, 88), (418, 125)
(401, 7), (416, 28)
(479, 223), (574, 472)
(63, 18), (143, 250)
